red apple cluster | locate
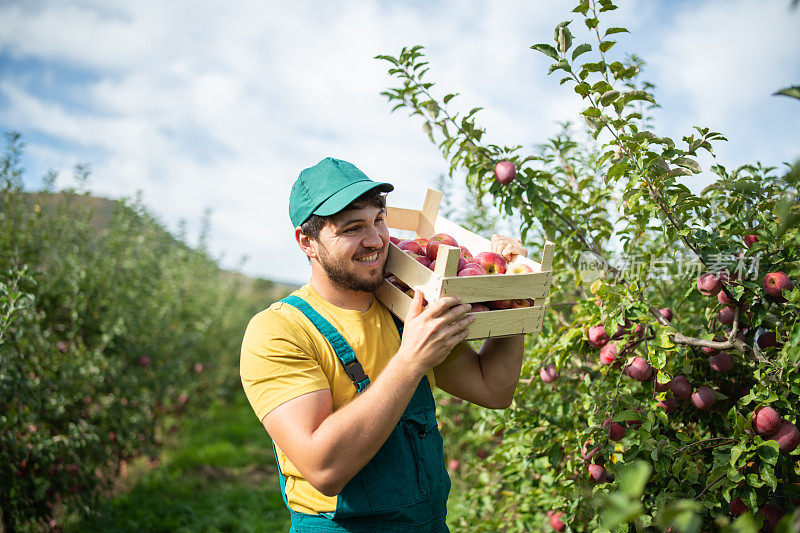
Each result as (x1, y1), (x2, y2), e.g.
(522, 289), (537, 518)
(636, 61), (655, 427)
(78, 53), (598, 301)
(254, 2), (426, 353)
(752, 406), (800, 454)
(386, 232), (536, 310)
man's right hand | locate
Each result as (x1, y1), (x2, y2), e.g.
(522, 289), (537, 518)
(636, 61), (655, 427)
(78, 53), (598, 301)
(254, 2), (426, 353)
(397, 290), (474, 375)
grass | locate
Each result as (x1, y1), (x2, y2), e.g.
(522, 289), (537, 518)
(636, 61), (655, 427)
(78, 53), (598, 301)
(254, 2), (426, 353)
(65, 394), (291, 533)
(65, 392), (471, 532)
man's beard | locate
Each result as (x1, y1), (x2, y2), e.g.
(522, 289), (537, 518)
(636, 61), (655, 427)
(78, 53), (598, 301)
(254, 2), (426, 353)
(317, 243), (386, 293)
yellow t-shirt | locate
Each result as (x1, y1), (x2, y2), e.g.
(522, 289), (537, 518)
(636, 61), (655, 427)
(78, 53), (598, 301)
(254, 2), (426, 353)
(240, 284), (461, 515)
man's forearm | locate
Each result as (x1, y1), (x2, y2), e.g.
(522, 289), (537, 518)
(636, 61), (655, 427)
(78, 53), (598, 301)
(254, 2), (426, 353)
(478, 334), (524, 397)
(307, 352), (424, 495)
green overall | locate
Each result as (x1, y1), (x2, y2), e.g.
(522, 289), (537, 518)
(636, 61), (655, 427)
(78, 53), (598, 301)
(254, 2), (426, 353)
(277, 295), (451, 533)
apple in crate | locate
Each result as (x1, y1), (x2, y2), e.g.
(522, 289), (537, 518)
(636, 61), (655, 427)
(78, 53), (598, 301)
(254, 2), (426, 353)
(507, 263), (534, 274)
(426, 233), (459, 261)
(460, 246), (474, 262)
(470, 303), (490, 312)
(397, 239), (424, 255)
(473, 252), (507, 274)
(458, 263), (487, 276)
(390, 236), (401, 245)
(413, 237), (428, 250)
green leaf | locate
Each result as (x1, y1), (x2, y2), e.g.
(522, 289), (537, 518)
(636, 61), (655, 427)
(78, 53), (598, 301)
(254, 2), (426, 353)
(618, 461), (652, 498)
(600, 89), (620, 106)
(582, 106), (601, 118)
(756, 442), (779, 465)
(531, 43), (560, 60)
(599, 40), (616, 53)
(606, 161), (629, 182)
(555, 21), (573, 54)
(604, 27), (629, 36)
(774, 85), (800, 100)
(572, 43), (592, 60)
(673, 157), (702, 174)
(443, 93), (458, 104)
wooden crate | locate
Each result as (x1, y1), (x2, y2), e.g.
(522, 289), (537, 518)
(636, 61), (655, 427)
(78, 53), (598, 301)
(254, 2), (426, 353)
(376, 188), (555, 340)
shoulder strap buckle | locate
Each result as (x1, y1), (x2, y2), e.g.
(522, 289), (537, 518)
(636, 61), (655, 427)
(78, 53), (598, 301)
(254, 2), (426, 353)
(343, 360), (368, 383)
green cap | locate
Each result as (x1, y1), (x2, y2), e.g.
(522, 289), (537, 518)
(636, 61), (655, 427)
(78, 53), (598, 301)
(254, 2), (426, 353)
(289, 157), (394, 227)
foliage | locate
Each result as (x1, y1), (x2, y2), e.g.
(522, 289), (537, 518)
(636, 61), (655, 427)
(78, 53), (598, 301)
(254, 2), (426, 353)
(67, 394), (289, 533)
(378, 1), (800, 531)
(0, 132), (291, 531)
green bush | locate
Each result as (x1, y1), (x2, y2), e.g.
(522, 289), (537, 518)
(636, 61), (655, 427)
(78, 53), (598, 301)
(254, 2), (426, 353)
(0, 132), (289, 530)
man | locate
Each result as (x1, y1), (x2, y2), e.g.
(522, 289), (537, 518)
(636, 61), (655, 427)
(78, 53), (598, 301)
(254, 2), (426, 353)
(240, 157), (527, 532)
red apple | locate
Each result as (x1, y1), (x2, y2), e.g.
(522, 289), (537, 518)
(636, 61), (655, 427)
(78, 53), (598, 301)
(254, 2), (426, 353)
(588, 464), (607, 484)
(459, 246), (474, 262)
(540, 364), (558, 383)
(599, 343), (618, 366)
(138, 355), (151, 367)
(587, 325), (610, 349)
(758, 502), (784, 533)
(772, 421), (799, 454)
(718, 291), (734, 305)
(389, 236), (401, 245)
(670, 376), (692, 400)
(753, 406), (782, 437)
(657, 397), (677, 413)
(658, 308), (673, 322)
(470, 303), (490, 312)
(717, 306), (735, 325)
(511, 298), (534, 308)
(494, 160), (517, 185)
(507, 263), (534, 274)
(697, 273), (722, 296)
(448, 459), (460, 471)
(488, 299), (514, 310)
(413, 237), (428, 250)
(763, 271), (793, 303)
(458, 263), (487, 276)
(474, 251), (508, 274)
(603, 418), (626, 441)
(549, 511), (566, 532)
(426, 233), (459, 261)
(397, 239), (424, 255)
(729, 497), (748, 516)
(757, 331), (781, 350)
(626, 357), (653, 382)
(691, 386), (715, 410)
(708, 352), (733, 373)
(744, 235), (759, 248)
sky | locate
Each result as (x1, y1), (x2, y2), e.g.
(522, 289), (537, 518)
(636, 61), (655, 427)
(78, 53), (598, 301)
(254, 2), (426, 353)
(1, 0), (798, 285)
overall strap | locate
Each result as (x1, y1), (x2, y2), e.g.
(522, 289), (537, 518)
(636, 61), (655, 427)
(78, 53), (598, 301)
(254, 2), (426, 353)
(280, 294), (370, 393)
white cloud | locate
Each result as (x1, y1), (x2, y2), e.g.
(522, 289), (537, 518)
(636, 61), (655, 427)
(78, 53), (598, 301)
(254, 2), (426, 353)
(0, 0), (798, 284)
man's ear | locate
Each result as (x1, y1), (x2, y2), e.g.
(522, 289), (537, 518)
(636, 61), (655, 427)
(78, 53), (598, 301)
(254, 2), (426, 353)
(295, 227), (318, 260)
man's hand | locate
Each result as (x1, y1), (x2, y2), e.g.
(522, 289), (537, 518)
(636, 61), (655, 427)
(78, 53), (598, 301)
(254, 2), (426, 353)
(397, 291), (474, 376)
(491, 234), (528, 262)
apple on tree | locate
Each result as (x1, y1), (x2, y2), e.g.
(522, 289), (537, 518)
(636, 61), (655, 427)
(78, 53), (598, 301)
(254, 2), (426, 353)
(691, 386), (715, 410)
(743, 234), (759, 247)
(697, 273), (722, 296)
(670, 376), (692, 400)
(540, 364), (558, 383)
(587, 325), (610, 349)
(762, 271), (794, 303)
(494, 160), (517, 185)
(752, 406), (782, 436)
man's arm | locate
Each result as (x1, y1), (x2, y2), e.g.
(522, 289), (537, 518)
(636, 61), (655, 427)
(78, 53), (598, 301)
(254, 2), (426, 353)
(434, 234), (529, 409)
(262, 293), (474, 497)
(433, 335), (524, 409)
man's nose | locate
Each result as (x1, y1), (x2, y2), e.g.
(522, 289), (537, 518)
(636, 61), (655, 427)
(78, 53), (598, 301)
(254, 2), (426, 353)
(363, 227), (385, 249)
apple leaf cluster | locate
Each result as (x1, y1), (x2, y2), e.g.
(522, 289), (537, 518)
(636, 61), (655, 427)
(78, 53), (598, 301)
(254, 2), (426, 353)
(378, 0), (800, 531)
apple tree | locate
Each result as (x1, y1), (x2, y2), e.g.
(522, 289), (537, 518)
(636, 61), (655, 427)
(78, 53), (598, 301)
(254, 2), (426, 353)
(378, 1), (799, 531)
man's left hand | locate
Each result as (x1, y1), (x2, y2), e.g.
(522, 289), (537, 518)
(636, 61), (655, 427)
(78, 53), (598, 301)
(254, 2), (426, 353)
(490, 234), (527, 263)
